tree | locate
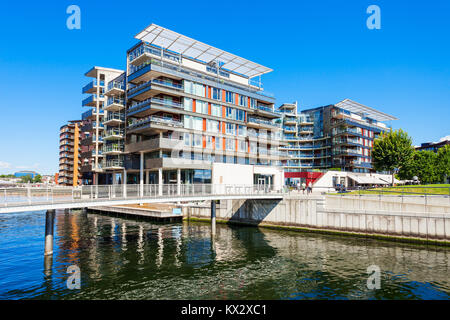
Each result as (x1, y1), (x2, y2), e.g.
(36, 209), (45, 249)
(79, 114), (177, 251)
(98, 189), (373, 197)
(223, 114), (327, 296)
(372, 129), (414, 185)
(33, 174), (42, 183)
(436, 145), (450, 183)
(399, 150), (438, 184)
(20, 175), (33, 183)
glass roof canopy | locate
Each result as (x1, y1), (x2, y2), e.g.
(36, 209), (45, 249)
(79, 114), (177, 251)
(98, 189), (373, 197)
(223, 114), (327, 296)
(134, 24), (273, 79)
(335, 99), (398, 122)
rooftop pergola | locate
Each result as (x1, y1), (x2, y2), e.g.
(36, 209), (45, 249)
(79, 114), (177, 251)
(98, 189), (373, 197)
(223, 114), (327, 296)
(134, 24), (272, 79)
(335, 99), (398, 122)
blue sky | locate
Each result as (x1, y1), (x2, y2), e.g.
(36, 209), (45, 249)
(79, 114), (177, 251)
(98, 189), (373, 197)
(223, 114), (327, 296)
(0, 0), (449, 175)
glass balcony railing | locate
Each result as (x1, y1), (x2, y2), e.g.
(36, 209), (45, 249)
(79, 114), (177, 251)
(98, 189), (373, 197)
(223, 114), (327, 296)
(128, 116), (183, 131)
(128, 97), (183, 115)
(103, 144), (124, 153)
(127, 79), (183, 97)
(247, 117), (281, 128)
(82, 109), (104, 120)
(82, 80), (105, 93)
(106, 97), (125, 107)
(107, 80), (125, 92)
(105, 112), (125, 122)
(102, 159), (124, 168)
(128, 57), (275, 100)
(103, 128), (124, 137)
(82, 94), (104, 106)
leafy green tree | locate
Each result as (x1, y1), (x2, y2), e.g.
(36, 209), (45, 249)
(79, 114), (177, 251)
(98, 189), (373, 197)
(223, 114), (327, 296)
(372, 129), (414, 185)
(399, 151), (438, 184)
(20, 175), (33, 183)
(33, 174), (42, 183)
(436, 145), (450, 183)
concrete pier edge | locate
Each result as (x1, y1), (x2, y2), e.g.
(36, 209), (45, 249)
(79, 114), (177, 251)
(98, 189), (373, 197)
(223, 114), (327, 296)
(183, 217), (450, 247)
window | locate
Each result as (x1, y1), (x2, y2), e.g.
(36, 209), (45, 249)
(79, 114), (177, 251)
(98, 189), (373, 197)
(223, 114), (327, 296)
(184, 115), (203, 131)
(207, 119), (220, 133)
(225, 138), (235, 151)
(196, 100), (208, 114)
(237, 125), (247, 137)
(193, 134), (202, 147)
(212, 87), (221, 101)
(215, 137), (222, 150)
(205, 136), (213, 149)
(239, 95), (247, 107)
(225, 91), (234, 104)
(226, 107), (235, 120)
(226, 123), (236, 135)
(249, 141), (257, 154)
(238, 140), (247, 152)
(236, 109), (245, 121)
(184, 133), (191, 146)
(184, 81), (205, 97)
(184, 97), (193, 112)
(249, 98), (257, 109)
(211, 104), (221, 117)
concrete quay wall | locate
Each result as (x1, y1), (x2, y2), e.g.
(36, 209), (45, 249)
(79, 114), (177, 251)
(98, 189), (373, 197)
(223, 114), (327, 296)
(183, 195), (450, 244)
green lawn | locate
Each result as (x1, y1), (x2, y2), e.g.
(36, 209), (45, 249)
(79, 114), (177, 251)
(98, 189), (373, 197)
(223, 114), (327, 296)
(344, 184), (450, 196)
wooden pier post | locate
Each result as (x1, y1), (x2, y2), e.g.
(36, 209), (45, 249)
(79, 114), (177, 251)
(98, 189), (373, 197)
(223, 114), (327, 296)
(211, 200), (216, 236)
(44, 210), (55, 255)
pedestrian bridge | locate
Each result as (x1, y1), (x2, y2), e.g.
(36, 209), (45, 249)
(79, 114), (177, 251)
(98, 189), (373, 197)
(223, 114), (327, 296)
(0, 184), (284, 214)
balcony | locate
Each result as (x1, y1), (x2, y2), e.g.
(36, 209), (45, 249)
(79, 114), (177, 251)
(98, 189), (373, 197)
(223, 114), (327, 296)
(103, 112), (125, 126)
(284, 117), (297, 125)
(103, 128), (124, 141)
(105, 80), (125, 96)
(247, 117), (281, 130)
(283, 126), (296, 133)
(127, 116), (183, 134)
(252, 104), (280, 119)
(104, 97), (125, 112)
(82, 94), (104, 107)
(127, 97), (183, 117)
(125, 137), (184, 153)
(82, 108), (104, 121)
(127, 79), (183, 101)
(82, 79), (105, 94)
(103, 143), (124, 155)
(102, 159), (124, 169)
(127, 52), (275, 102)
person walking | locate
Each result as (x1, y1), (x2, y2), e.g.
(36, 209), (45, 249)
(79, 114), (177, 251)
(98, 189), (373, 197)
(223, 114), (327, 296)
(307, 181), (312, 195)
(301, 182), (306, 194)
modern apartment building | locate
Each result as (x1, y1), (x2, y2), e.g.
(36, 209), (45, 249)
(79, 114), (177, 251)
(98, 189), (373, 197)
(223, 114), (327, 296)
(415, 139), (450, 153)
(58, 121), (81, 186)
(80, 67), (125, 184)
(79, 24), (286, 188)
(279, 99), (397, 183)
(279, 102), (332, 173)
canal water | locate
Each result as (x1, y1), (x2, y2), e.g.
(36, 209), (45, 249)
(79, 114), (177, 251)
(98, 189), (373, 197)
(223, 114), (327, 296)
(0, 209), (449, 300)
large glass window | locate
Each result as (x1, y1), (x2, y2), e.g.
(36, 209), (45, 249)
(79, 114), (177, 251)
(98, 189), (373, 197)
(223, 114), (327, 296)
(207, 119), (220, 133)
(237, 125), (247, 137)
(212, 87), (221, 101)
(184, 115), (203, 131)
(238, 140), (247, 152)
(205, 135), (213, 149)
(193, 134), (202, 147)
(196, 100), (208, 114)
(249, 141), (257, 154)
(225, 138), (235, 151)
(225, 91), (235, 104)
(184, 81), (205, 97)
(215, 137), (223, 150)
(226, 107), (235, 120)
(239, 95), (247, 107)
(236, 109), (245, 121)
(184, 133), (191, 146)
(226, 123), (236, 135)
(184, 97), (193, 112)
(211, 104), (221, 117)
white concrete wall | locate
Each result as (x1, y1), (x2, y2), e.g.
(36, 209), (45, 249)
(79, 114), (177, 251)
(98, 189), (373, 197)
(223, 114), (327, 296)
(212, 163), (253, 185)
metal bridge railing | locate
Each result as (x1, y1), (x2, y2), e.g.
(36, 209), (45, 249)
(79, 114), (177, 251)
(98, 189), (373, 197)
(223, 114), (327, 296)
(0, 184), (283, 208)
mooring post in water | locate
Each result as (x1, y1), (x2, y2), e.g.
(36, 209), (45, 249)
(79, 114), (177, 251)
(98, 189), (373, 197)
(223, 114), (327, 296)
(44, 210), (55, 256)
(211, 200), (216, 236)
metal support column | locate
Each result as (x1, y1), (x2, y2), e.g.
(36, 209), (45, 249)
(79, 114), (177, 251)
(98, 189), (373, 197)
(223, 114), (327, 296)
(44, 210), (55, 255)
(140, 152), (144, 198)
(211, 200), (216, 236)
(158, 168), (163, 196)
